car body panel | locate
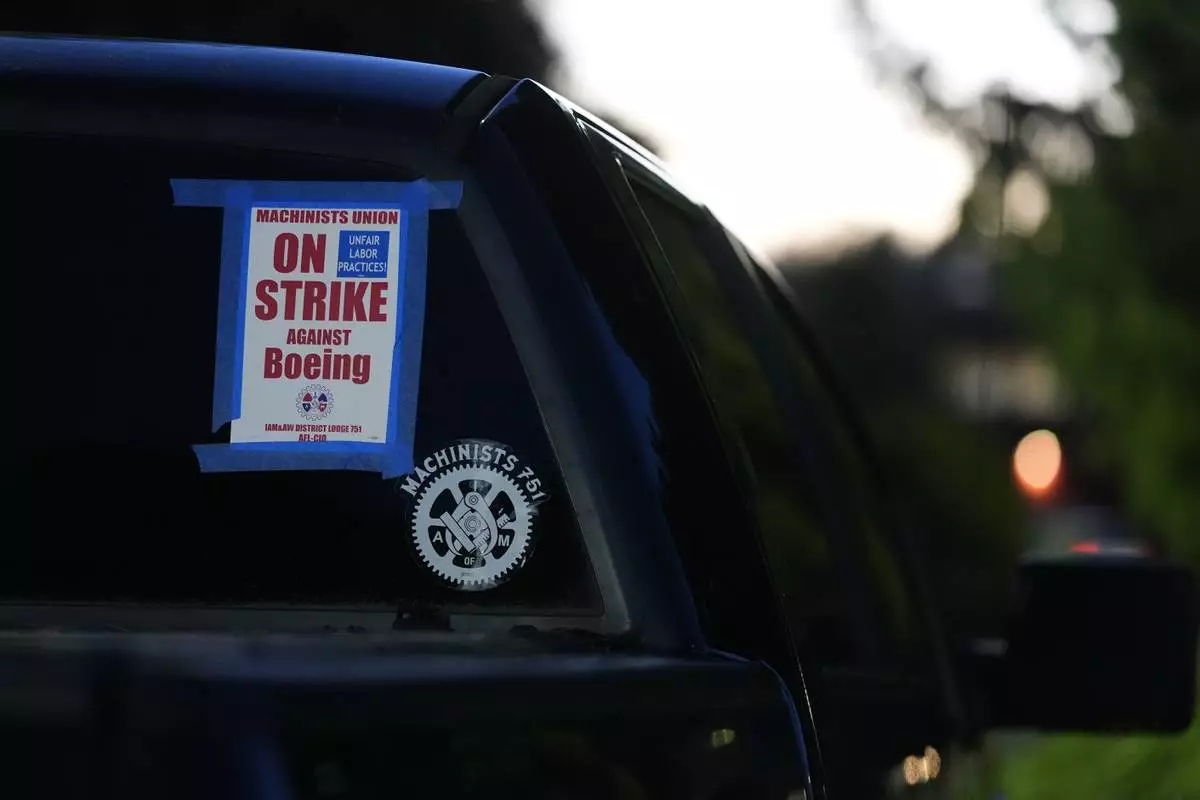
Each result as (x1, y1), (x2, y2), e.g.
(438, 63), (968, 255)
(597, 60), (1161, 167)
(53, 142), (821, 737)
(1, 634), (812, 799)
(0, 34), (482, 135)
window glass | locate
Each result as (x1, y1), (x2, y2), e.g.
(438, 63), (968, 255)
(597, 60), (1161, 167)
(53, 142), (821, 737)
(623, 175), (859, 664)
(4, 132), (598, 616)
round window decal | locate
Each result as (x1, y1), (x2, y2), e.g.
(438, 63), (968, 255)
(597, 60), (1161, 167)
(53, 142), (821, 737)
(400, 439), (549, 591)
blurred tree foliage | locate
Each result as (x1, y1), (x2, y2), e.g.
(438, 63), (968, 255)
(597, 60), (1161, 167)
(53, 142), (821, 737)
(850, 0), (1200, 796)
(3, 0), (557, 80)
(806, 0), (1199, 639)
(854, 0), (1200, 566)
(999, 714), (1200, 799)
(992, 2), (1200, 567)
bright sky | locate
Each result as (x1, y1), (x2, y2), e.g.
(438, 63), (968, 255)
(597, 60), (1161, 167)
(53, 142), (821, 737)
(534, 0), (1119, 257)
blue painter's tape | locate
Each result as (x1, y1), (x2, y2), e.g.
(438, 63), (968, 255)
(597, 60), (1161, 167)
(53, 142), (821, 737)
(192, 442), (400, 474)
(172, 179), (462, 209)
(393, 206), (430, 472)
(426, 180), (463, 210)
(213, 187), (251, 429)
(171, 179), (461, 477)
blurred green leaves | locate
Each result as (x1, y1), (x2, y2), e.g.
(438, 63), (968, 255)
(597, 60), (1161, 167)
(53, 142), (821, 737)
(995, 0), (1200, 567)
(1000, 710), (1200, 800)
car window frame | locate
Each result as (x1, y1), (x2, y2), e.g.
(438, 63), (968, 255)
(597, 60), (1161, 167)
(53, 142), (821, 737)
(574, 124), (794, 625)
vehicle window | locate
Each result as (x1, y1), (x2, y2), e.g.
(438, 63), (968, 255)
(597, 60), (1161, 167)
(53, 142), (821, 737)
(621, 173), (863, 665)
(4, 132), (599, 617)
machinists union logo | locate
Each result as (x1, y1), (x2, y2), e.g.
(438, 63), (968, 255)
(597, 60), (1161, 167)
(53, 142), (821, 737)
(295, 383), (334, 421)
(401, 439), (549, 591)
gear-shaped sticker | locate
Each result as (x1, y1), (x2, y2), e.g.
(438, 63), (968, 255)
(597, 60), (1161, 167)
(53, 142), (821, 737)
(409, 456), (537, 590)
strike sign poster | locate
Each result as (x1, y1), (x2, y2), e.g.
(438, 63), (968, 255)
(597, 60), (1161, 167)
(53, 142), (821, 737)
(172, 178), (462, 476)
(233, 206), (402, 446)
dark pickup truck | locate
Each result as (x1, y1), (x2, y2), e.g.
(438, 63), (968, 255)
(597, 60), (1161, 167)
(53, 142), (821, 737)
(1, 35), (1196, 800)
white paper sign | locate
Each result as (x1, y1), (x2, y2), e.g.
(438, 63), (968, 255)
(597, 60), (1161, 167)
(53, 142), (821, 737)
(230, 206), (403, 445)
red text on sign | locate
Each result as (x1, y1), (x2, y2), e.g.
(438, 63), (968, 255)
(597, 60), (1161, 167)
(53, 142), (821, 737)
(264, 347), (372, 385)
(254, 279), (387, 322)
(273, 233), (327, 274)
